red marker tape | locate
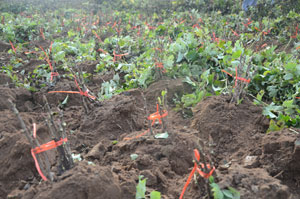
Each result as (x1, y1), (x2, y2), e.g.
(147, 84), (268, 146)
(179, 149), (215, 199)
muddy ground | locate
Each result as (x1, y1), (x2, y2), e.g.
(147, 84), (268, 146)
(0, 70), (300, 199)
(1, 37), (300, 198)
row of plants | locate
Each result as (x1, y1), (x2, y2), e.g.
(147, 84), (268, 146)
(1, 0), (300, 132)
(1, 0), (300, 198)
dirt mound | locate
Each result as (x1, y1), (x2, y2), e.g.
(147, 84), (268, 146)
(217, 163), (291, 199)
(11, 162), (122, 199)
(0, 41), (10, 52)
(88, 129), (202, 198)
(74, 93), (145, 147)
(190, 95), (300, 197)
(33, 79), (87, 107)
(0, 85), (34, 112)
(0, 74), (12, 85)
(0, 111), (41, 199)
(19, 60), (44, 74)
(1, 78), (300, 199)
(259, 130), (300, 196)
(145, 78), (193, 109)
(191, 95), (269, 164)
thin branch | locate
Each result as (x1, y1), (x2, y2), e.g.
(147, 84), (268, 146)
(8, 99), (53, 181)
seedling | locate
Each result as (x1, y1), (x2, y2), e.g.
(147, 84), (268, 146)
(136, 175), (161, 199)
(209, 176), (240, 199)
(223, 54), (252, 104)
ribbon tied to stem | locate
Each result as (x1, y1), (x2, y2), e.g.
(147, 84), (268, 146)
(179, 149), (215, 199)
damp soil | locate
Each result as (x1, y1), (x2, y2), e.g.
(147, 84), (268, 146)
(1, 72), (300, 199)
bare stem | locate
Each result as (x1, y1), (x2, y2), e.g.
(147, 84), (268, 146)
(8, 99), (53, 181)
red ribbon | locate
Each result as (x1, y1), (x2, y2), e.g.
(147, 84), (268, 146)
(123, 104), (168, 141)
(291, 24), (299, 39)
(147, 104), (168, 125)
(179, 149), (215, 199)
(9, 40), (16, 53)
(48, 77), (96, 100)
(40, 42), (58, 81)
(155, 62), (166, 73)
(113, 50), (128, 62)
(222, 68), (250, 87)
(31, 123), (68, 181)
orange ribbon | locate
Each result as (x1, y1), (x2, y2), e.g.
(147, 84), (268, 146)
(123, 129), (150, 141)
(179, 149), (215, 199)
(222, 68), (250, 87)
(9, 40), (16, 53)
(123, 104), (168, 141)
(155, 62), (166, 73)
(31, 138), (68, 181)
(147, 104), (168, 125)
(231, 28), (240, 37)
(113, 51), (128, 62)
(242, 18), (252, 28)
(40, 42), (58, 81)
(31, 123), (68, 181)
(97, 48), (108, 54)
(40, 28), (45, 40)
(48, 77), (96, 100)
(93, 31), (102, 42)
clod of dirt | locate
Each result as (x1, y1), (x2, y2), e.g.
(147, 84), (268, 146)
(85, 141), (107, 160)
(18, 162), (122, 199)
(191, 95), (269, 164)
(0, 86), (34, 112)
(33, 79), (84, 107)
(19, 60), (44, 74)
(75, 94), (145, 147)
(259, 129), (300, 196)
(0, 74), (12, 85)
(0, 40), (10, 52)
(99, 130), (203, 198)
(145, 78), (193, 109)
(261, 130), (298, 174)
(217, 163), (291, 199)
(0, 111), (38, 199)
(78, 61), (98, 74)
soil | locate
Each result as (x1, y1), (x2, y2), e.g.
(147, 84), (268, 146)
(1, 65), (300, 199)
(0, 41), (11, 52)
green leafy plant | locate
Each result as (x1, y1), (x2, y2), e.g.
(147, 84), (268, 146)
(136, 175), (161, 199)
(209, 176), (240, 199)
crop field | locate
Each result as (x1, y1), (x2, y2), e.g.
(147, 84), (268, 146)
(0, 0), (300, 198)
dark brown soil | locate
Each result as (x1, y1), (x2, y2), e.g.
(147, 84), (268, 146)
(0, 41), (10, 52)
(1, 78), (300, 199)
(191, 95), (269, 165)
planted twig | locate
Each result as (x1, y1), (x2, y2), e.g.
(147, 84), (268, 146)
(8, 99), (53, 181)
(196, 147), (212, 199)
(43, 95), (73, 172)
(229, 55), (252, 104)
(139, 89), (153, 135)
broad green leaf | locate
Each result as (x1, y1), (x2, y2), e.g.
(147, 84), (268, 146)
(136, 176), (147, 199)
(183, 76), (196, 87)
(210, 183), (224, 199)
(284, 62), (296, 70)
(182, 93), (197, 107)
(61, 95), (69, 105)
(222, 189), (233, 198)
(150, 191), (161, 199)
(154, 132), (169, 139)
(228, 187), (240, 199)
(130, 154), (139, 160)
(232, 50), (242, 59)
(283, 73), (293, 80)
(176, 51), (184, 63)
